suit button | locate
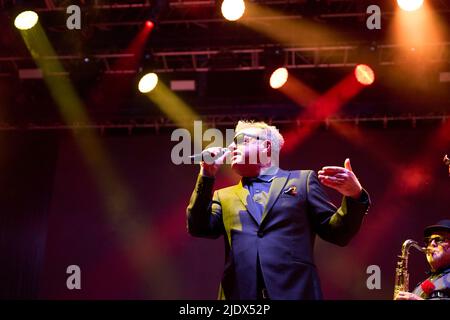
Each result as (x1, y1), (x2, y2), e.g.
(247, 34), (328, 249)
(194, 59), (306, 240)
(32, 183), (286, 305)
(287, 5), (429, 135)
(257, 231), (264, 238)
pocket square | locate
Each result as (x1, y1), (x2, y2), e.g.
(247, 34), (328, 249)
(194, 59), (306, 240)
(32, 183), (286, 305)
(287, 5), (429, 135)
(283, 186), (297, 196)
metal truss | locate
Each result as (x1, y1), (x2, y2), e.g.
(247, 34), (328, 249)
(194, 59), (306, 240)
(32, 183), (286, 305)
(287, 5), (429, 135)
(151, 42), (450, 72)
(0, 1), (449, 76)
(1, 42), (449, 77)
(0, 113), (447, 132)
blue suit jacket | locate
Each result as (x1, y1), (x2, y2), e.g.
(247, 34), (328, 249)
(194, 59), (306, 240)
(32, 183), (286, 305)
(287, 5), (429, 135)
(186, 168), (370, 300)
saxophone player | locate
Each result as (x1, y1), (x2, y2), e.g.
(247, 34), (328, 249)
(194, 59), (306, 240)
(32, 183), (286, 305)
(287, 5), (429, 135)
(395, 219), (450, 300)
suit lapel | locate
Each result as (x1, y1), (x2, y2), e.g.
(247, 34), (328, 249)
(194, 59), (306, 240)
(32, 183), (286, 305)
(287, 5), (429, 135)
(234, 181), (261, 225)
(261, 169), (290, 224)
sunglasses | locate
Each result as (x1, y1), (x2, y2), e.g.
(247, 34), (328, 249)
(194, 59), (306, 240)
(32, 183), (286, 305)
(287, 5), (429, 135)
(424, 235), (449, 246)
(233, 132), (266, 145)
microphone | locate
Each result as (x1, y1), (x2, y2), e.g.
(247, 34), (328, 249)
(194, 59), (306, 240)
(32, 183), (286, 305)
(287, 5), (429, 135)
(189, 147), (229, 162)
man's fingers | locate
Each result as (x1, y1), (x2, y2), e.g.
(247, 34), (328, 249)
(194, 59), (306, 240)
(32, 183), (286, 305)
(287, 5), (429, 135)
(394, 292), (403, 300)
(318, 171), (348, 179)
(321, 166), (347, 174)
(318, 175), (345, 182)
(216, 150), (231, 165)
(334, 173), (349, 179)
(321, 160), (354, 174)
(318, 175), (345, 185)
(344, 158), (353, 172)
(203, 148), (230, 165)
(394, 291), (413, 300)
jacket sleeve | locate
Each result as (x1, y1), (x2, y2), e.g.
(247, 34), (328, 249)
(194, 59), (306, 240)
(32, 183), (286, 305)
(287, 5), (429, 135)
(306, 170), (370, 246)
(186, 174), (224, 239)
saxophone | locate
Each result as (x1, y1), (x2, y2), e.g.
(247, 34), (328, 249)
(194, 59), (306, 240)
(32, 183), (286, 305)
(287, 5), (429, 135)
(444, 154), (450, 176)
(393, 239), (426, 299)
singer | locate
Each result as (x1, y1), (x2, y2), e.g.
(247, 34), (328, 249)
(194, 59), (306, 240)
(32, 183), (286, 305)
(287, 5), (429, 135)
(186, 120), (371, 300)
(395, 219), (450, 300)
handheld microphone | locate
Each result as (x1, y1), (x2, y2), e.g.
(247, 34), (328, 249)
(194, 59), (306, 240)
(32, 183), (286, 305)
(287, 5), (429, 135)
(189, 147), (229, 162)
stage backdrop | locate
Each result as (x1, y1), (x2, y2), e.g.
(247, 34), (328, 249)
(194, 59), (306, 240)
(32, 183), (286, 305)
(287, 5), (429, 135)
(0, 124), (448, 299)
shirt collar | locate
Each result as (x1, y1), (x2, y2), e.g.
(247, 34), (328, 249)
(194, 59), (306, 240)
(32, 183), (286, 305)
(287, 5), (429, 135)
(242, 167), (279, 184)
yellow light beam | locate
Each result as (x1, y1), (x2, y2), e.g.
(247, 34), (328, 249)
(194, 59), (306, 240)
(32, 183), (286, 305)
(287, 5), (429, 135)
(145, 80), (205, 150)
(19, 23), (178, 295)
(390, 1), (446, 67)
(241, 2), (349, 46)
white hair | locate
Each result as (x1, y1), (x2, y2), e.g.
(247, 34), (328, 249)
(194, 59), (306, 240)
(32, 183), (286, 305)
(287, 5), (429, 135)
(235, 120), (285, 156)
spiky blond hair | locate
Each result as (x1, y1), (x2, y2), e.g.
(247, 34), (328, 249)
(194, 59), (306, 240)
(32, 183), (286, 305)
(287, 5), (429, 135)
(235, 120), (285, 157)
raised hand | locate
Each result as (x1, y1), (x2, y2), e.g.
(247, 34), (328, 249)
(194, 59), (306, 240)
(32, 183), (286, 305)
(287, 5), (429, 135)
(200, 147), (230, 177)
(318, 158), (363, 199)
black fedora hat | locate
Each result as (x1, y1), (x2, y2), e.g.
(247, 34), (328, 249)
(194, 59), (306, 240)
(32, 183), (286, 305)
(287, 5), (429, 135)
(424, 219), (450, 237)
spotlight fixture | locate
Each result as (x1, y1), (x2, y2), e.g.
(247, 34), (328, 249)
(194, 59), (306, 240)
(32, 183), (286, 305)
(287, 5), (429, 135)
(138, 73), (159, 93)
(269, 67), (289, 89)
(221, 0), (246, 21)
(397, 0), (424, 12)
(354, 64), (375, 86)
(14, 10), (39, 30)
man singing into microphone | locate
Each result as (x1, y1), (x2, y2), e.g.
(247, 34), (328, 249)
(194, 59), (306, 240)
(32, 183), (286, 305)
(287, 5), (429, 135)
(186, 120), (371, 300)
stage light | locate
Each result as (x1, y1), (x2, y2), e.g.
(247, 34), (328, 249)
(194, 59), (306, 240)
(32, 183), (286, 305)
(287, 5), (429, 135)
(145, 20), (154, 29)
(221, 0), (246, 21)
(354, 64), (375, 86)
(138, 73), (159, 93)
(397, 0), (424, 12)
(269, 67), (289, 89)
(14, 10), (39, 30)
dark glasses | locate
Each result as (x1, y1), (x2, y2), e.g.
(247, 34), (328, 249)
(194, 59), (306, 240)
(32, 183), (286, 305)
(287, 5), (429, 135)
(233, 132), (265, 145)
(424, 236), (449, 246)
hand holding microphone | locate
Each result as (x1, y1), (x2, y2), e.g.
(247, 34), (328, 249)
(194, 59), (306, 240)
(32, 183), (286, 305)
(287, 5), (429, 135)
(189, 147), (229, 162)
(192, 147), (231, 177)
